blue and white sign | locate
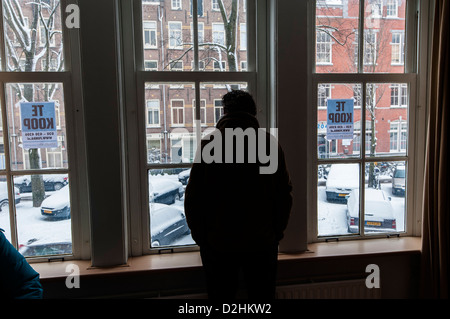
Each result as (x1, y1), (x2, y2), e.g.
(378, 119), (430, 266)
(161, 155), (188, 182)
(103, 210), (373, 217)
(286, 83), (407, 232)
(326, 99), (354, 140)
(20, 102), (58, 149)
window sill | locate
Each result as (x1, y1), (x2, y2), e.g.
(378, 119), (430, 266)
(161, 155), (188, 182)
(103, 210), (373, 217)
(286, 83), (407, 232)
(33, 236), (421, 282)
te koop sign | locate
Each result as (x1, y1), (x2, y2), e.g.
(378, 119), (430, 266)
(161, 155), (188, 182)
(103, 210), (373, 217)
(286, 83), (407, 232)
(326, 99), (354, 140)
(20, 102), (58, 149)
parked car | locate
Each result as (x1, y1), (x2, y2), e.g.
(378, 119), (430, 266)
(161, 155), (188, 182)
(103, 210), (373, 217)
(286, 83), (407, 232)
(0, 182), (21, 212)
(392, 165), (406, 196)
(19, 239), (72, 257)
(40, 185), (71, 219)
(14, 175), (68, 193)
(325, 164), (359, 203)
(150, 203), (191, 247)
(149, 178), (184, 205)
(346, 188), (397, 233)
(178, 169), (191, 185)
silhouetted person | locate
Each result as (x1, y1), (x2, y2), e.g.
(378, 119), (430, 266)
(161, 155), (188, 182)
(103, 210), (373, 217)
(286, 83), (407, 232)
(185, 90), (292, 299)
(0, 229), (43, 299)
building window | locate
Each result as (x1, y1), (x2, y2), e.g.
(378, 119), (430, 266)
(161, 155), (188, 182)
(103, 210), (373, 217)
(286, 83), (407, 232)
(390, 84), (408, 107)
(240, 23), (247, 51)
(143, 21), (157, 48)
(171, 0), (181, 10)
(212, 0), (219, 11)
(212, 23), (225, 46)
(318, 84), (331, 108)
(386, 0), (398, 18)
(316, 30), (332, 64)
(214, 99), (224, 124)
(171, 100), (185, 126)
(390, 119), (407, 153)
(147, 100), (160, 127)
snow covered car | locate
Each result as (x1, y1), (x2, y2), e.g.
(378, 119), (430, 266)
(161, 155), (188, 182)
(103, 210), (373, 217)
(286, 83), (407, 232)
(150, 203), (191, 247)
(19, 239), (72, 257)
(178, 168), (191, 185)
(40, 185), (71, 219)
(325, 164), (359, 203)
(149, 178), (184, 205)
(392, 165), (406, 196)
(346, 188), (397, 233)
(0, 182), (21, 212)
(14, 174), (68, 193)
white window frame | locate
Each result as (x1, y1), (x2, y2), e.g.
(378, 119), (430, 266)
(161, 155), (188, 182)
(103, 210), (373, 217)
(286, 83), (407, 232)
(316, 30), (333, 65)
(391, 31), (405, 65)
(212, 0), (219, 11)
(130, 0), (260, 255)
(386, 0), (399, 18)
(170, 99), (185, 127)
(168, 21), (183, 49)
(212, 23), (225, 46)
(143, 20), (157, 49)
(240, 23), (247, 51)
(308, 0), (422, 244)
(171, 0), (182, 10)
(192, 99), (207, 126)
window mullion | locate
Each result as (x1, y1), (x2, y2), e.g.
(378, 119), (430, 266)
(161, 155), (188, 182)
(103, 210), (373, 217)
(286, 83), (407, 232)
(360, 81), (366, 237)
(358, 0), (365, 73)
(0, 1), (6, 71)
(192, 0), (199, 71)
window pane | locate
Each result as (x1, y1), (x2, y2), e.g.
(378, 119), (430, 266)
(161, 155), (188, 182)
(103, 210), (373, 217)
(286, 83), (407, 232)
(5, 83), (68, 170)
(363, 0), (406, 73)
(2, 0), (65, 72)
(14, 174), (71, 257)
(0, 177), (13, 241)
(148, 169), (194, 248)
(317, 83), (361, 159)
(366, 83), (408, 157)
(144, 83), (195, 164)
(315, 0), (360, 73)
(319, 163), (360, 236)
(364, 161), (405, 234)
(142, 0), (247, 72)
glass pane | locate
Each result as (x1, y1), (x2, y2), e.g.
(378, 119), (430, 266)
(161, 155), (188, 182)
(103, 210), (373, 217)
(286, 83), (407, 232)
(363, 0), (406, 73)
(0, 176), (13, 241)
(315, 0), (360, 73)
(364, 161), (405, 234)
(366, 83), (408, 157)
(318, 163), (360, 236)
(144, 83), (195, 164)
(2, 0), (65, 72)
(141, 0), (247, 71)
(317, 83), (361, 159)
(200, 82), (249, 130)
(148, 169), (194, 248)
(15, 174), (72, 257)
(5, 83), (68, 170)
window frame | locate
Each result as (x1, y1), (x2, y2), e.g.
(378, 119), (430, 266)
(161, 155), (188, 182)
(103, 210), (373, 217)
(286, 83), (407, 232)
(0, 0), (88, 262)
(308, 0), (420, 243)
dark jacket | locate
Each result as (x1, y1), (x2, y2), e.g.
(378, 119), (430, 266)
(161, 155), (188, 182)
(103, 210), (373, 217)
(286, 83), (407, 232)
(0, 230), (43, 299)
(184, 112), (293, 252)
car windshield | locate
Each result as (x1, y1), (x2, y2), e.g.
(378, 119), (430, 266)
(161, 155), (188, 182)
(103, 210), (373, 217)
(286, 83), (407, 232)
(394, 169), (405, 178)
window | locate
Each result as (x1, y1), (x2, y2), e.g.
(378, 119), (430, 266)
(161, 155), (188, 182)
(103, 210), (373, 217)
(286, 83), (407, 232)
(212, 23), (225, 46)
(143, 21), (157, 48)
(146, 100), (160, 127)
(391, 32), (405, 65)
(168, 22), (183, 49)
(144, 60), (158, 71)
(171, 99), (185, 126)
(136, 0), (254, 252)
(316, 31), (332, 64)
(1, 0), (78, 260)
(171, 0), (181, 10)
(314, 0), (412, 240)
(386, 0), (398, 18)
(240, 23), (247, 51)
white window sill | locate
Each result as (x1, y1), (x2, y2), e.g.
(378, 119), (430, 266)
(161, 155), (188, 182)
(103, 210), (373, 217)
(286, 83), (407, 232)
(33, 237), (421, 282)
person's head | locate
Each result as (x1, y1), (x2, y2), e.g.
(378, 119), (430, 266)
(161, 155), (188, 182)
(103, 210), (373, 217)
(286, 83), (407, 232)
(221, 90), (257, 116)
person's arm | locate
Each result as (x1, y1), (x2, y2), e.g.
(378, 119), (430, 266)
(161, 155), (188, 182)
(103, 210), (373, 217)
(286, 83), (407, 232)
(0, 231), (43, 299)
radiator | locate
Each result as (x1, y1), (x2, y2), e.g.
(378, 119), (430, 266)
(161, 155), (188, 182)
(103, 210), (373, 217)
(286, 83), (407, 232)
(276, 279), (381, 299)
